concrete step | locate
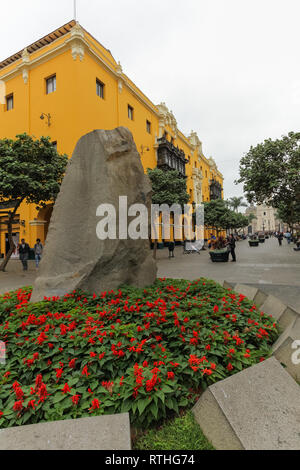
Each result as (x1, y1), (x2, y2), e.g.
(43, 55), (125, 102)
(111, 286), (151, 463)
(0, 413), (131, 450)
(193, 357), (300, 450)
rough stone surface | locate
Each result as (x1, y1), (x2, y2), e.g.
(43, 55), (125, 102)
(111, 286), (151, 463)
(253, 289), (268, 307)
(260, 294), (287, 323)
(31, 127), (157, 301)
(272, 317), (300, 382)
(223, 280), (234, 290)
(234, 283), (258, 301)
(193, 357), (300, 450)
(279, 306), (299, 331)
(0, 413), (131, 450)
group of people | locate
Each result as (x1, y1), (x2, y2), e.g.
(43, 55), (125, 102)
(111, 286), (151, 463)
(17, 239), (43, 271)
(275, 231), (300, 248)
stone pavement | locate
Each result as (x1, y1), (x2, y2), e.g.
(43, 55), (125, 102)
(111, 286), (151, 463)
(0, 238), (299, 310)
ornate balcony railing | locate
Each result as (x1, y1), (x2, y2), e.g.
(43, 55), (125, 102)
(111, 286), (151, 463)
(157, 136), (187, 177)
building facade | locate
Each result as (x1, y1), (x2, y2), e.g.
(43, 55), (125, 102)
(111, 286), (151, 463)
(0, 20), (224, 255)
(245, 204), (287, 234)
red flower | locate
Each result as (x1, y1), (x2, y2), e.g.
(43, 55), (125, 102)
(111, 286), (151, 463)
(89, 399), (100, 411)
(56, 368), (63, 379)
(71, 394), (80, 405)
(69, 359), (76, 369)
(61, 383), (71, 394)
(82, 365), (90, 376)
(28, 400), (35, 410)
(227, 363), (234, 371)
(213, 305), (219, 313)
(205, 344), (211, 351)
(15, 386), (24, 400)
(35, 374), (43, 390)
(167, 371), (175, 380)
(0, 411), (3, 417)
(13, 400), (23, 411)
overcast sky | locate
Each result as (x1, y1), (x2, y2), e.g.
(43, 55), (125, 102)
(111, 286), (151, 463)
(1, 0), (300, 201)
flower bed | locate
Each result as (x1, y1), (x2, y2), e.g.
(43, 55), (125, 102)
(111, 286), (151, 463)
(0, 279), (279, 429)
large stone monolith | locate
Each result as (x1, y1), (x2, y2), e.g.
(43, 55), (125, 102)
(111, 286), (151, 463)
(31, 127), (157, 302)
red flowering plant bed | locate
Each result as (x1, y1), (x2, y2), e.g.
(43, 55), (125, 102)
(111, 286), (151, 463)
(0, 278), (279, 429)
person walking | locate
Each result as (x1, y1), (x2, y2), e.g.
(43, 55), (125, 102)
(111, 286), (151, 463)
(285, 231), (292, 244)
(168, 240), (175, 258)
(277, 232), (283, 246)
(18, 239), (30, 271)
(228, 234), (236, 262)
(34, 239), (43, 269)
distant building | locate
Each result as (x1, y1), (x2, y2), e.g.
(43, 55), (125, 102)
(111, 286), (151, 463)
(245, 204), (287, 233)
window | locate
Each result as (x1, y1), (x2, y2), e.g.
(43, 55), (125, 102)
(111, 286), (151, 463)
(146, 120), (151, 134)
(6, 94), (13, 111)
(171, 137), (174, 145)
(96, 79), (104, 99)
(46, 75), (56, 94)
(128, 105), (134, 120)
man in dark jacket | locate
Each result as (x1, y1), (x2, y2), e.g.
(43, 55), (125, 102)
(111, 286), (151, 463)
(168, 240), (175, 258)
(228, 234), (236, 262)
(18, 239), (30, 271)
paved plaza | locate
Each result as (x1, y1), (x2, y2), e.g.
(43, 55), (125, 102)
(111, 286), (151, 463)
(0, 237), (299, 310)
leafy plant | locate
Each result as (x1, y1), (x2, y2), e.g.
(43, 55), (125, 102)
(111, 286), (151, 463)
(0, 279), (279, 429)
(0, 134), (68, 271)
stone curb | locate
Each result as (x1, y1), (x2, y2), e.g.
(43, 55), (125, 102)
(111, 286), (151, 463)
(192, 357), (300, 450)
(0, 413), (131, 450)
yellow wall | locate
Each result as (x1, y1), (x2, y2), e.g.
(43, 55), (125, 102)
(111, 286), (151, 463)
(0, 23), (224, 254)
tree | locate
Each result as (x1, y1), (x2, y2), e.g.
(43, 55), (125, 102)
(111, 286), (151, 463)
(227, 196), (247, 213)
(0, 134), (68, 271)
(236, 132), (300, 232)
(275, 200), (300, 232)
(203, 200), (231, 235)
(204, 200), (250, 235)
(147, 168), (190, 258)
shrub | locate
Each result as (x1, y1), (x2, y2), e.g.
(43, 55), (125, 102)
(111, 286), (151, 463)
(0, 278), (279, 428)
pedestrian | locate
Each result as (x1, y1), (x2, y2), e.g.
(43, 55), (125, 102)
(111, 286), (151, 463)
(168, 240), (175, 258)
(285, 231), (291, 244)
(277, 232), (283, 246)
(34, 238), (43, 269)
(18, 239), (30, 271)
(228, 234), (236, 262)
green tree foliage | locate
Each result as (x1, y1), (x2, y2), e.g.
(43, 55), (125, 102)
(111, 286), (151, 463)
(204, 200), (249, 234)
(147, 168), (190, 207)
(0, 134), (68, 271)
(236, 131), (300, 230)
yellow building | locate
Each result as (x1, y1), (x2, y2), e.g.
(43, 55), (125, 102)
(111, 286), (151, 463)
(0, 20), (224, 255)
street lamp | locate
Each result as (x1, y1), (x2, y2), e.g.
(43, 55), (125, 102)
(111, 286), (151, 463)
(40, 113), (51, 127)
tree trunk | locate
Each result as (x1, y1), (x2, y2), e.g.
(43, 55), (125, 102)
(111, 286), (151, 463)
(0, 199), (23, 272)
(0, 216), (15, 272)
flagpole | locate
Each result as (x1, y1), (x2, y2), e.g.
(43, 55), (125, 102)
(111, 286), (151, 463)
(74, 0), (77, 21)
